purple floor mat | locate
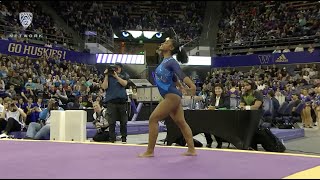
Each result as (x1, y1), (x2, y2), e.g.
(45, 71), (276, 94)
(0, 140), (319, 179)
(271, 128), (305, 141)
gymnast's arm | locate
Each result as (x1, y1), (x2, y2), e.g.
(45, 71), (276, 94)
(168, 60), (196, 95)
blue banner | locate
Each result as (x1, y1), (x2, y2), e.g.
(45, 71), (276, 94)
(0, 39), (96, 64)
(212, 50), (320, 67)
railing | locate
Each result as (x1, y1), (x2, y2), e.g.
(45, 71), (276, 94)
(215, 35), (320, 54)
(0, 25), (80, 50)
(138, 68), (148, 79)
(180, 37), (201, 55)
(85, 32), (115, 52)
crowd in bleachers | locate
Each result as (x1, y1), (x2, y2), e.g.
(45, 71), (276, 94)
(217, 1), (320, 47)
(0, 52), (106, 137)
(198, 63), (320, 128)
(51, 1), (206, 43)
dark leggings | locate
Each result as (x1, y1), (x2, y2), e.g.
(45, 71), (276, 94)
(204, 133), (224, 146)
(0, 118), (22, 134)
(93, 131), (110, 142)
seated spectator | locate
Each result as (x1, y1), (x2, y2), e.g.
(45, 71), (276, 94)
(6, 85), (16, 98)
(272, 46), (282, 54)
(53, 85), (68, 104)
(307, 44), (315, 53)
(16, 97), (25, 109)
(282, 46), (291, 53)
(92, 101), (110, 142)
(294, 44), (304, 52)
(67, 97), (84, 109)
(34, 97), (45, 110)
(8, 72), (24, 91)
(0, 77), (7, 98)
(24, 97), (40, 125)
(0, 99), (27, 138)
(267, 90), (280, 116)
(0, 98), (4, 114)
(86, 95), (94, 108)
(246, 48), (254, 55)
(21, 86), (35, 102)
(25, 98), (62, 140)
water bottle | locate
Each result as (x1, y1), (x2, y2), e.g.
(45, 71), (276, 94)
(195, 102), (200, 110)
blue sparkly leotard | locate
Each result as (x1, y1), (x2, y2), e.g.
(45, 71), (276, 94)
(154, 57), (186, 97)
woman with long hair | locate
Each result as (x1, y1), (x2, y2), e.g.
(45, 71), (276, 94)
(139, 38), (197, 157)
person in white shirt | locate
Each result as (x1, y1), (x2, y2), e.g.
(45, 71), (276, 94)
(0, 100), (27, 138)
(282, 46), (291, 53)
(294, 44), (304, 52)
(272, 46), (282, 54)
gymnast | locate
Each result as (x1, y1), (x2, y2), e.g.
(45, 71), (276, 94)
(139, 38), (197, 157)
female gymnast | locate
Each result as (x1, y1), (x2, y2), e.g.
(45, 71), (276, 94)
(139, 38), (197, 157)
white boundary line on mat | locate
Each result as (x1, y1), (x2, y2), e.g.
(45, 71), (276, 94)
(1, 138), (320, 159)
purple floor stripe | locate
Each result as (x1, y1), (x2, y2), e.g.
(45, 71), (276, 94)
(0, 140), (319, 179)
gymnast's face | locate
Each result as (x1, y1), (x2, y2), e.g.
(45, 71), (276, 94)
(159, 39), (174, 52)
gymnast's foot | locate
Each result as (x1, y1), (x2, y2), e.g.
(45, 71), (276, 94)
(182, 150), (197, 156)
(138, 151), (154, 158)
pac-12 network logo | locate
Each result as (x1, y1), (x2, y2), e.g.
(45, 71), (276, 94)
(19, 12), (33, 29)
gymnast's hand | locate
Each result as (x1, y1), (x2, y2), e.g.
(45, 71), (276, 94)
(185, 87), (196, 96)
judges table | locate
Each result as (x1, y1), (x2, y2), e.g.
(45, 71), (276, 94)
(165, 109), (262, 150)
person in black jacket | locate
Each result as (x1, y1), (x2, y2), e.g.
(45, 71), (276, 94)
(206, 83), (230, 148)
(267, 90), (280, 117)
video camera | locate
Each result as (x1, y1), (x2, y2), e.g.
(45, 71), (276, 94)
(105, 65), (117, 75)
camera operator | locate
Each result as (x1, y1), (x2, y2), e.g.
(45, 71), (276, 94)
(92, 101), (110, 142)
(101, 63), (129, 143)
(0, 100), (27, 138)
(25, 98), (62, 140)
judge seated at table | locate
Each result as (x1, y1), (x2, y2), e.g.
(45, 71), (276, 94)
(205, 83), (230, 148)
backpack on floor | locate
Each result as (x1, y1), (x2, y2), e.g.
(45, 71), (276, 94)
(252, 128), (286, 153)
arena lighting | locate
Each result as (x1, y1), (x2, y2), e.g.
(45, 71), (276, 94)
(143, 31), (158, 39)
(127, 30), (143, 38)
(155, 32), (162, 38)
(117, 30), (165, 40)
(173, 55), (211, 66)
(96, 54), (145, 64)
(122, 31), (130, 38)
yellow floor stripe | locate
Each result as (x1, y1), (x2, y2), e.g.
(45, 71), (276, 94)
(1, 138), (320, 158)
(283, 166), (320, 179)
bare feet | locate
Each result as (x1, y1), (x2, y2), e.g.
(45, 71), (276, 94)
(138, 152), (154, 158)
(182, 151), (197, 156)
